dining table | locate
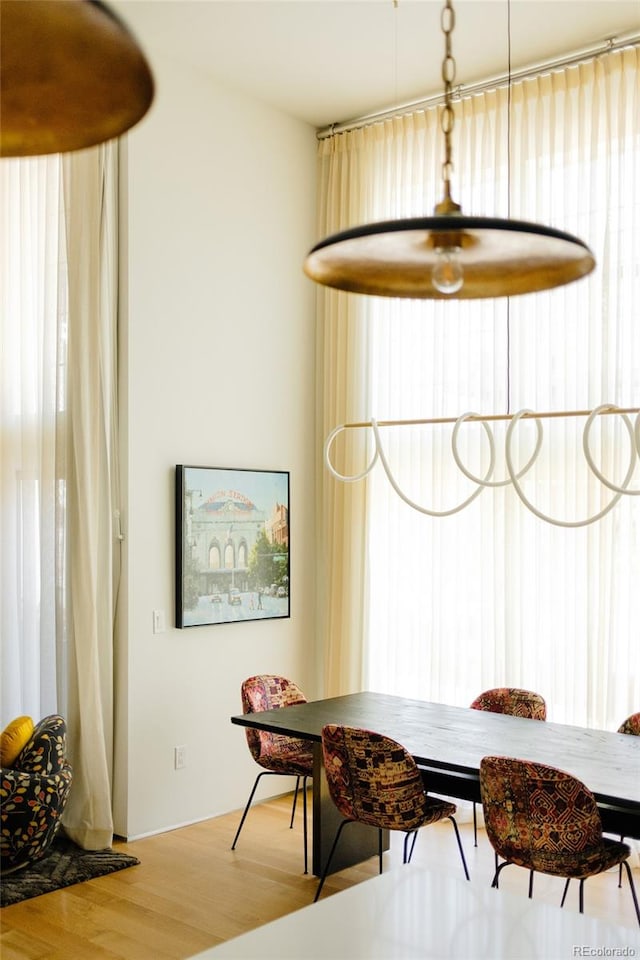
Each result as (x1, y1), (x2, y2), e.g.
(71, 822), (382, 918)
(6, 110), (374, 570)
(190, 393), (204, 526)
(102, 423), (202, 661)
(230, 691), (640, 877)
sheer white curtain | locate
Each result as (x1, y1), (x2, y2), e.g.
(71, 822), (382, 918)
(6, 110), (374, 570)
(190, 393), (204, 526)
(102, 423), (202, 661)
(317, 48), (640, 730)
(2, 155), (64, 721)
(1, 144), (120, 848)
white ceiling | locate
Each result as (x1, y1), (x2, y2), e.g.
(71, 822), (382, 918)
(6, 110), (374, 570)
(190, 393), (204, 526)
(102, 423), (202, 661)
(112, 0), (640, 129)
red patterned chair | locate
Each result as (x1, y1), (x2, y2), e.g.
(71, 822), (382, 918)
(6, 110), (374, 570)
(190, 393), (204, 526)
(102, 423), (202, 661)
(470, 688), (547, 720)
(618, 712), (640, 736)
(470, 687), (546, 846)
(231, 675), (313, 873)
(314, 724), (470, 902)
(0, 715), (73, 874)
(479, 755), (640, 925)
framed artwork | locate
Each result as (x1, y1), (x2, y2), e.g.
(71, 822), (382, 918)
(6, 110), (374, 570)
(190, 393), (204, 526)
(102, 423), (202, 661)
(175, 465), (290, 628)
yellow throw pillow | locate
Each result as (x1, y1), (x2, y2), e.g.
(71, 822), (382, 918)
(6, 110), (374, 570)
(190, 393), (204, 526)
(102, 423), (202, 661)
(1, 715), (34, 767)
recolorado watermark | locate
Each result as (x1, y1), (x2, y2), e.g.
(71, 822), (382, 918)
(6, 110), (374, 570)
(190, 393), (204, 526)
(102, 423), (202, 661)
(573, 948), (637, 958)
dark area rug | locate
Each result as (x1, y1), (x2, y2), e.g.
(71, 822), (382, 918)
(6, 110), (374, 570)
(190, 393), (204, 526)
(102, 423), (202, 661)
(1, 833), (140, 907)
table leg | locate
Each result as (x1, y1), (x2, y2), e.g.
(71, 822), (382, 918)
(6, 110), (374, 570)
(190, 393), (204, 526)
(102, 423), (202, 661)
(311, 743), (389, 877)
(599, 803), (640, 841)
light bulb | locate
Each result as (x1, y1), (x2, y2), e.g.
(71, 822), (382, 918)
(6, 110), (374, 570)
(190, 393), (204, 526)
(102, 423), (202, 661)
(432, 247), (464, 294)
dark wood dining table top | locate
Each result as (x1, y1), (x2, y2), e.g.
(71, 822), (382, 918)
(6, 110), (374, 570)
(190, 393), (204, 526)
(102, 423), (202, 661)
(231, 690), (640, 812)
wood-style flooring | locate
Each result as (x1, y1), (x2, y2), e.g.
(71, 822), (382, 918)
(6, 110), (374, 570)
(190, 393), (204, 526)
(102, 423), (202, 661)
(1, 791), (639, 959)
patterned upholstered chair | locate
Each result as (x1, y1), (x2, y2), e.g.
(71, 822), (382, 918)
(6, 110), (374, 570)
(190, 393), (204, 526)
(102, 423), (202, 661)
(618, 712), (640, 736)
(470, 687), (546, 846)
(0, 715), (73, 874)
(231, 675), (313, 873)
(479, 755), (640, 925)
(314, 724), (470, 902)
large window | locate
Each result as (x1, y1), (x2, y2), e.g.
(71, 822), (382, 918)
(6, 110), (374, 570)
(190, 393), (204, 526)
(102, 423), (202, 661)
(1, 144), (121, 848)
(317, 48), (640, 729)
(1, 155), (65, 720)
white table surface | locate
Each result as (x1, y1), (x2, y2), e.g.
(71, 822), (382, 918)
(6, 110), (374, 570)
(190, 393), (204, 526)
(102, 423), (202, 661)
(190, 866), (640, 959)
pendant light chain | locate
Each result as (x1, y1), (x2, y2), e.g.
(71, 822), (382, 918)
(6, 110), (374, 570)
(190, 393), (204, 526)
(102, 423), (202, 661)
(506, 0), (512, 415)
(440, 0), (457, 206)
(303, 0), (595, 298)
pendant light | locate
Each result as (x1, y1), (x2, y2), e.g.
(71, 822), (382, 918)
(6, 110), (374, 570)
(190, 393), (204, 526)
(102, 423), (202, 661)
(303, 0), (595, 300)
(0, 0), (154, 157)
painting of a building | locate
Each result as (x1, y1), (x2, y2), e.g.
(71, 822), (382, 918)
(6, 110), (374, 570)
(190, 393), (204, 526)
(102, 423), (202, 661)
(177, 466), (290, 626)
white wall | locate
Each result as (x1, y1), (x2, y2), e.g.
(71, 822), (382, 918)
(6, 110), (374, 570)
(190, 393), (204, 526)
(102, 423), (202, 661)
(115, 52), (319, 838)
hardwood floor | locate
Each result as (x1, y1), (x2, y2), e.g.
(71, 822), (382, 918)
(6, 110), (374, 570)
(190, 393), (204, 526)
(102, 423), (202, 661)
(2, 792), (639, 960)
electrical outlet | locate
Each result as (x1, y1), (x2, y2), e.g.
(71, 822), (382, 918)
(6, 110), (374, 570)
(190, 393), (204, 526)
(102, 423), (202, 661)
(153, 609), (166, 634)
(174, 745), (186, 770)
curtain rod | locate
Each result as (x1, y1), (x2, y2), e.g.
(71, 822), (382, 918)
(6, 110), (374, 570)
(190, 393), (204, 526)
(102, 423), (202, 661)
(317, 31), (640, 140)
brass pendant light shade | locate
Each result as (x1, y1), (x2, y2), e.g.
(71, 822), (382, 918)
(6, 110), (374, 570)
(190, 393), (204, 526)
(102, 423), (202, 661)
(303, 0), (596, 300)
(0, 0), (154, 157)
(304, 215), (596, 300)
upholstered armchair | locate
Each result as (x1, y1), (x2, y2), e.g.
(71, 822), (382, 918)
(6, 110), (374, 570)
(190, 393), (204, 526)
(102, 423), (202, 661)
(0, 715), (73, 874)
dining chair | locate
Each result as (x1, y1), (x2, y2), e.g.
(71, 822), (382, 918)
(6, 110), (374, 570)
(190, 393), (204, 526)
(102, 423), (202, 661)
(231, 675), (313, 873)
(470, 687), (546, 847)
(615, 712), (640, 887)
(479, 754), (640, 926)
(618, 712), (640, 736)
(314, 724), (470, 902)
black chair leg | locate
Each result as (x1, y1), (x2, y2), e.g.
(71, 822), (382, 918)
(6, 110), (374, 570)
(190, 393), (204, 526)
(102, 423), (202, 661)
(314, 819), (352, 903)
(448, 815), (470, 881)
(620, 859), (640, 927)
(528, 870), (534, 899)
(404, 830), (418, 864)
(378, 828), (384, 874)
(231, 770), (275, 849)
(491, 859), (512, 890)
(233, 771), (309, 873)
(473, 802), (478, 847)
(562, 878), (587, 914)
(405, 819), (469, 880)
(561, 864), (639, 929)
(289, 776), (301, 828)
(618, 835), (624, 888)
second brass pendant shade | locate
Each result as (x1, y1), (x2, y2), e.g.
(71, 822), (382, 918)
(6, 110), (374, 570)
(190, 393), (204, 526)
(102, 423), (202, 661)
(304, 215), (595, 300)
(303, 0), (596, 300)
